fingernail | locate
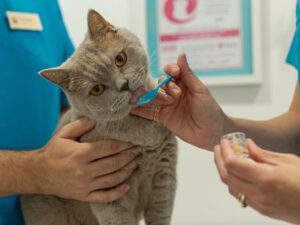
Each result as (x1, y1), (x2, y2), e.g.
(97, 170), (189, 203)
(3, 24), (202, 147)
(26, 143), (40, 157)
(124, 163), (138, 171)
(124, 185), (130, 192)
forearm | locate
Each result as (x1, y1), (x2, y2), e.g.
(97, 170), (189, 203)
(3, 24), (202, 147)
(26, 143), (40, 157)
(230, 111), (300, 154)
(0, 150), (41, 196)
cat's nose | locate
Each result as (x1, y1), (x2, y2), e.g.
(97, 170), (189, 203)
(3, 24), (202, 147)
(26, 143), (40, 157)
(120, 80), (130, 91)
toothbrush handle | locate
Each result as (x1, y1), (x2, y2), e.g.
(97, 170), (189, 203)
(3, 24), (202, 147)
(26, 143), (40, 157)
(157, 76), (173, 89)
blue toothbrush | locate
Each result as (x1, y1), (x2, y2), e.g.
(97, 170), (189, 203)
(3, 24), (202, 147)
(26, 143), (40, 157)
(136, 76), (173, 106)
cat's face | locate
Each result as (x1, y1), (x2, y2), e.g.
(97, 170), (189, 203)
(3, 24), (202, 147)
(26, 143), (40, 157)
(40, 10), (152, 121)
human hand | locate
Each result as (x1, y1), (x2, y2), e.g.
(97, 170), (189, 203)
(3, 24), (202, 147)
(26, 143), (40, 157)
(131, 53), (232, 150)
(34, 118), (138, 203)
(214, 139), (300, 224)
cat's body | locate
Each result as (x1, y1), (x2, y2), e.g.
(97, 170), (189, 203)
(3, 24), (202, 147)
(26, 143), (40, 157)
(22, 110), (177, 225)
(21, 10), (177, 225)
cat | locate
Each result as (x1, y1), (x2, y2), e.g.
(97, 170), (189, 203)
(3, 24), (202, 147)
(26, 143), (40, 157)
(21, 10), (177, 225)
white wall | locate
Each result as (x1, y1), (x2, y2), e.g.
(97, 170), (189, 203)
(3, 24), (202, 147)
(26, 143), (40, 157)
(59, 0), (297, 224)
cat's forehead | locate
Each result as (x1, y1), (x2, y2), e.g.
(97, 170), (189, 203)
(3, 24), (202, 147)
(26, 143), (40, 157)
(91, 27), (141, 51)
(116, 28), (140, 43)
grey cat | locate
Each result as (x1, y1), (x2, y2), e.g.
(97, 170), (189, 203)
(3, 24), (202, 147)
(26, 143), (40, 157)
(21, 10), (177, 225)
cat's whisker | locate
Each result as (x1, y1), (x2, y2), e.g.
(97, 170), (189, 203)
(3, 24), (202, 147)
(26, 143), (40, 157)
(148, 47), (158, 68)
(148, 47), (158, 62)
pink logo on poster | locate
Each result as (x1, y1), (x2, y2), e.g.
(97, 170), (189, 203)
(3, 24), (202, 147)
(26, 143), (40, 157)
(164, 0), (198, 24)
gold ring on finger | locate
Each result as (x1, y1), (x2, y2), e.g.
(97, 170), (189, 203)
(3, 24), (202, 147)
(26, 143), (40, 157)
(237, 193), (247, 208)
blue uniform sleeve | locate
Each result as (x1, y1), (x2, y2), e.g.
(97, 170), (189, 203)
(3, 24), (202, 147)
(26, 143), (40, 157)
(286, 32), (298, 69)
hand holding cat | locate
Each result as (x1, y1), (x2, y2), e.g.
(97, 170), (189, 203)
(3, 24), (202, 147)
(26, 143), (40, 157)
(35, 118), (137, 203)
(214, 138), (300, 224)
(132, 54), (232, 150)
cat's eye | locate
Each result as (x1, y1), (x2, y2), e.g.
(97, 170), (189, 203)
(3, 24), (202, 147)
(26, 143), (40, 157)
(90, 84), (105, 96)
(115, 52), (127, 67)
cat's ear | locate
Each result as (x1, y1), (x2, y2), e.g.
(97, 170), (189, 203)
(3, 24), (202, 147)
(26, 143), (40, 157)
(88, 9), (114, 38)
(39, 68), (70, 90)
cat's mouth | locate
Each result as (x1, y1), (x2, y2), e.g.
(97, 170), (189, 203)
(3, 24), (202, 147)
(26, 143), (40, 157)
(130, 86), (147, 105)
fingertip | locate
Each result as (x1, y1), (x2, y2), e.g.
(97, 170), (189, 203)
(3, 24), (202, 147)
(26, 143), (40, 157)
(123, 142), (135, 150)
(246, 138), (257, 150)
(177, 52), (186, 59)
(167, 81), (180, 90)
(163, 64), (180, 78)
(115, 184), (130, 197)
(177, 53), (188, 66)
(247, 139), (262, 158)
(163, 81), (181, 99)
(170, 87), (181, 97)
(181, 53), (187, 62)
(161, 90), (178, 102)
(123, 184), (130, 193)
(107, 184), (130, 202)
(220, 138), (229, 147)
(220, 139), (236, 157)
(157, 89), (174, 104)
(163, 64), (171, 72)
(169, 89), (181, 98)
(59, 117), (96, 139)
(76, 117), (96, 129)
(214, 145), (221, 152)
(86, 118), (96, 128)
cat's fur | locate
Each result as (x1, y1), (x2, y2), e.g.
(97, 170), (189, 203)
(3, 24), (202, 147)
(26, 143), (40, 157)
(21, 10), (177, 225)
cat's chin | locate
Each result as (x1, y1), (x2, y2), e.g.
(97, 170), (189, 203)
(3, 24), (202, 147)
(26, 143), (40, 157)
(130, 86), (147, 105)
(99, 106), (134, 122)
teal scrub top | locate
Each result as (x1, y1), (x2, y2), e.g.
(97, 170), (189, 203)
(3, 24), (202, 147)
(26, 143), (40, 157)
(287, 1), (300, 78)
(0, 0), (74, 224)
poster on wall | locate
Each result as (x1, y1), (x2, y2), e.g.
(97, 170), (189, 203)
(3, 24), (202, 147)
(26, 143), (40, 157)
(146, 0), (262, 86)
